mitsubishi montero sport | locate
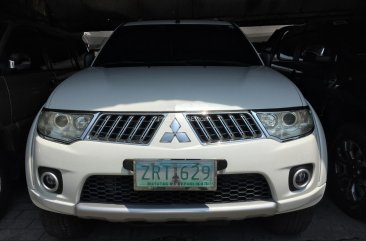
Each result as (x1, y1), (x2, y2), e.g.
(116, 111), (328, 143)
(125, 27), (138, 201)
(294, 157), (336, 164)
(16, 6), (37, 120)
(25, 20), (327, 239)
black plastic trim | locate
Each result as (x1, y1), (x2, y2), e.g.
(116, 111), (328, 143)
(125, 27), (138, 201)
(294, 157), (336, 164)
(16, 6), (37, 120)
(123, 159), (228, 172)
(251, 106), (310, 113)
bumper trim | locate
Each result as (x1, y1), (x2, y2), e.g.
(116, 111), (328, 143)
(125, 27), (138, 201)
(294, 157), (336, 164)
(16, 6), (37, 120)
(75, 202), (277, 222)
(29, 184), (326, 222)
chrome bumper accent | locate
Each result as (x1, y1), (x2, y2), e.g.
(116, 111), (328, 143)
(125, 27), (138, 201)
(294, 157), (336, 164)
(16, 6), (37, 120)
(75, 201), (277, 222)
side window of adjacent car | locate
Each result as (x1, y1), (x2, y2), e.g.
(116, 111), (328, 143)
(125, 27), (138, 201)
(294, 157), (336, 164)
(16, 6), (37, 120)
(43, 35), (79, 71)
(72, 41), (87, 69)
(0, 22), (7, 39)
(4, 27), (47, 73)
(276, 32), (299, 62)
(301, 44), (334, 63)
(271, 31), (303, 75)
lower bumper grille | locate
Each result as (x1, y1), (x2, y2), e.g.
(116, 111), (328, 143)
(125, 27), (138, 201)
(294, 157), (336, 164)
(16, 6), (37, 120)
(80, 174), (272, 205)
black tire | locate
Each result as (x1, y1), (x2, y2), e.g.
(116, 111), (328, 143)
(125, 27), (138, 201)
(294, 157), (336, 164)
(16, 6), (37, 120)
(39, 209), (88, 240)
(0, 167), (10, 216)
(265, 207), (314, 235)
(328, 124), (366, 220)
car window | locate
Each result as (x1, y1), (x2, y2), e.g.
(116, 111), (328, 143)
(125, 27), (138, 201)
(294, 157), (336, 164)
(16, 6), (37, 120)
(71, 40), (87, 69)
(0, 22), (7, 40)
(301, 45), (334, 63)
(94, 24), (262, 67)
(277, 32), (300, 61)
(4, 27), (48, 73)
(342, 28), (366, 55)
(302, 45), (325, 58)
(43, 35), (79, 71)
(342, 31), (366, 63)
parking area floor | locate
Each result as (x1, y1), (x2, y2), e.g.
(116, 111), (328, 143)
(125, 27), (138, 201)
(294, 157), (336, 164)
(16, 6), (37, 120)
(0, 183), (365, 241)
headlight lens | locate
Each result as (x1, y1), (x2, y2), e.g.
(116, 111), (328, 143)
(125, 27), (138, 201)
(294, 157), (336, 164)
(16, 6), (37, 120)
(37, 111), (93, 143)
(256, 109), (314, 141)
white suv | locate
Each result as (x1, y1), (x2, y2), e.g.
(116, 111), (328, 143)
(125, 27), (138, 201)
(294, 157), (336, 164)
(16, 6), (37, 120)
(26, 20), (327, 239)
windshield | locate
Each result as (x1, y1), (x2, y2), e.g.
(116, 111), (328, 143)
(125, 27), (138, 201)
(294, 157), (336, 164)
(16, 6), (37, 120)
(94, 24), (262, 67)
(0, 22), (8, 40)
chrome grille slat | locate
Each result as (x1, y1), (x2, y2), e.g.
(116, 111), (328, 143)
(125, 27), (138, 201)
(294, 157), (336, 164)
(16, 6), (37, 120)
(139, 116), (157, 142)
(95, 115), (111, 137)
(128, 116), (145, 141)
(240, 114), (256, 137)
(106, 116), (122, 139)
(88, 114), (164, 145)
(207, 116), (223, 140)
(187, 112), (262, 144)
(194, 116), (212, 142)
(116, 116), (134, 141)
(218, 115), (235, 139)
(229, 114), (246, 138)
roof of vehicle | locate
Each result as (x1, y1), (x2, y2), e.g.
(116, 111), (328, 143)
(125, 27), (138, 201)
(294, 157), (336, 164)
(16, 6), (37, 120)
(124, 20), (233, 27)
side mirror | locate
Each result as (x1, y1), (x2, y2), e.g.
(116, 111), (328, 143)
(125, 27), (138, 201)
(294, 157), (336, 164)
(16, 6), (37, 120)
(8, 53), (31, 71)
(84, 51), (95, 67)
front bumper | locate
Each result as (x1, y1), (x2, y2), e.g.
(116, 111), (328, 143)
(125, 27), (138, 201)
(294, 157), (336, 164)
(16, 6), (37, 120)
(26, 112), (327, 222)
(29, 184), (325, 222)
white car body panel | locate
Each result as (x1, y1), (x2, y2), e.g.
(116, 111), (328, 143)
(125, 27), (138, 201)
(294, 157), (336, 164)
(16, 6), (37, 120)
(46, 66), (304, 112)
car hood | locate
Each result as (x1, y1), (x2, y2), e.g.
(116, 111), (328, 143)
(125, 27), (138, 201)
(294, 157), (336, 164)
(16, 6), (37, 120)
(46, 66), (305, 112)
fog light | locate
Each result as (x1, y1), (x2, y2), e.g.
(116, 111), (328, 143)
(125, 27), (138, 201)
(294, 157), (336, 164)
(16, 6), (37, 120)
(41, 172), (59, 192)
(39, 167), (63, 194)
(289, 164), (313, 191)
(293, 169), (311, 189)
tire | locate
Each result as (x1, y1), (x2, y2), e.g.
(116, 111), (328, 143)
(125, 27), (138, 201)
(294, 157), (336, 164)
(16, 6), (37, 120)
(39, 209), (88, 240)
(265, 207), (314, 235)
(0, 167), (10, 216)
(328, 124), (366, 220)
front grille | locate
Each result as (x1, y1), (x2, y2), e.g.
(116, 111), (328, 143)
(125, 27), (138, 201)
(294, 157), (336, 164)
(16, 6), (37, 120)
(87, 114), (165, 145)
(80, 174), (272, 205)
(186, 113), (262, 143)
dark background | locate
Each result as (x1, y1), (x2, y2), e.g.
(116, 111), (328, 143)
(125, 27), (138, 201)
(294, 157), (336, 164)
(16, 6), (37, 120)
(1, 0), (366, 31)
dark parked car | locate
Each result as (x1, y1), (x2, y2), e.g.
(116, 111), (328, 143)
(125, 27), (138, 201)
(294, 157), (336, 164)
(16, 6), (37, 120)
(0, 20), (86, 214)
(260, 21), (366, 219)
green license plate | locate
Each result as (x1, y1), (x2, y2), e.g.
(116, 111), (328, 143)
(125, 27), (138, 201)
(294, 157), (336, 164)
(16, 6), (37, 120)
(134, 159), (217, 191)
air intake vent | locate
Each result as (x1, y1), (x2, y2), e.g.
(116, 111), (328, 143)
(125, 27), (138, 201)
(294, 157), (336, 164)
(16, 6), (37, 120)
(87, 114), (165, 145)
(80, 174), (272, 205)
(186, 113), (262, 143)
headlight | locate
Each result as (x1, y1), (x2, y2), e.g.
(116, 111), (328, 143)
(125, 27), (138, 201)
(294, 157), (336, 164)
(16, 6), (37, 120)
(37, 110), (93, 143)
(255, 108), (314, 141)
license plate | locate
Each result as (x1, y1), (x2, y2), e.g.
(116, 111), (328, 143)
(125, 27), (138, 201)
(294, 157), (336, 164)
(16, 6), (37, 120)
(134, 159), (217, 191)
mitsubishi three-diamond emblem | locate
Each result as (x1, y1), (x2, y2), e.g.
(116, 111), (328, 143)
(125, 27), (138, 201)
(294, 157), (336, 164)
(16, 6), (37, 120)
(160, 118), (191, 143)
